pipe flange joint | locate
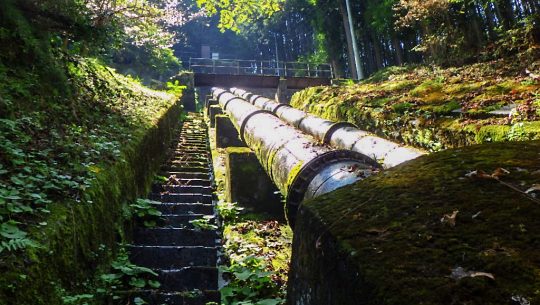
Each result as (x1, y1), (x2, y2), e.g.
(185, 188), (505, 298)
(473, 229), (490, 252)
(286, 150), (380, 220)
(239, 110), (275, 142)
(272, 103), (292, 114)
(213, 89), (228, 101)
(322, 122), (358, 144)
(222, 97), (245, 111)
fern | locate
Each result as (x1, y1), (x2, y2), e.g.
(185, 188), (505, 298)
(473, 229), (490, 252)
(0, 238), (39, 253)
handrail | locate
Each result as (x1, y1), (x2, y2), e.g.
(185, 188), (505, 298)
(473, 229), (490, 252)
(189, 58), (333, 78)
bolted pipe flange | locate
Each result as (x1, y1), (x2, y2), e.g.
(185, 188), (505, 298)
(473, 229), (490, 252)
(222, 96), (246, 111)
(286, 150), (381, 223)
(238, 109), (275, 142)
(323, 122), (357, 144)
(272, 103), (292, 114)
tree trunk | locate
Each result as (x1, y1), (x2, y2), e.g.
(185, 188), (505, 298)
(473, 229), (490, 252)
(391, 33), (404, 66)
(372, 34), (383, 70)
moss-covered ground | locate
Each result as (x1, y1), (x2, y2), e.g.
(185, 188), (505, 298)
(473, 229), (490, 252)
(291, 58), (540, 151)
(292, 141), (540, 304)
(0, 55), (183, 303)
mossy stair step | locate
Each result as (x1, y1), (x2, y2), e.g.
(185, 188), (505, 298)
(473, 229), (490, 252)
(158, 214), (215, 229)
(153, 203), (214, 215)
(170, 154), (210, 161)
(160, 171), (211, 179)
(157, 267), (219, 291)
(130, 113), (219, 305)
(129, 246), (218, 269)
(169, 161), (210, 168)
(151, 185), (213, 195)
(137, 290), (220, 305)
(148, 193), (212, 204)
(133, 228), (218, 246)
(153, 178), (211, 187)
(164, 162), (210, 174)
(161, 165), (210, 173)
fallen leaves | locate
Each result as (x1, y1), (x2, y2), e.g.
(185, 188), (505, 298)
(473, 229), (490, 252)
(450, 266), (495, 281)
(441, 210), (459, 227)
(464, 167), (509, 180)
(465, 168), (540, 204)
(525, 184), (540, 198)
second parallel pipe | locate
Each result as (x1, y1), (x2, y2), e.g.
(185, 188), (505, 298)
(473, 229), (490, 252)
(230, 87), (426, 168)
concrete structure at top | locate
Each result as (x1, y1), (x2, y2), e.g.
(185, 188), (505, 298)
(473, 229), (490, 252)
(211, 87), (380, 221)
(230, 87), (426, 168)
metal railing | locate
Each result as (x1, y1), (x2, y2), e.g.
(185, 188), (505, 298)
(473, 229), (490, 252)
(189, 58), (333, 78)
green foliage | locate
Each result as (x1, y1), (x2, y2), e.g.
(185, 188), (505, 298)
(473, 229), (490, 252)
(297, 33), (328, 64)
(0, 221), (40, 253)
(60, 247), (161, 305)
(0, 58), (176, 257)
(217, 201), (244, 222)
(99, 248), (159, 292)
(166, 80), (186, 97)
(391, 102), (413, 113)
(197, 0), (284, 32)
(189, 215), (218, 231)
(127, 199), (162, 228)
(220, 256), (284, 305)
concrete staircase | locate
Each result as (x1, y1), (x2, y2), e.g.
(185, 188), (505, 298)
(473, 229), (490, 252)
(130, 113), (220, 305)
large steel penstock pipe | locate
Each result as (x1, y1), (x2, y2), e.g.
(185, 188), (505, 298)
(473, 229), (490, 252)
(230, 88), (426, 168)
(212, 88), (380, 221)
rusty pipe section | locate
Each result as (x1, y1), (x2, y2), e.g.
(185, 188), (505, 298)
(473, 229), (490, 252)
(212, 87), (380, 220)
(230, 87), (426, 168)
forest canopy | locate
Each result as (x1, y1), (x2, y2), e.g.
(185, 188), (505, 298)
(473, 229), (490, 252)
(198, 0), (540, 77)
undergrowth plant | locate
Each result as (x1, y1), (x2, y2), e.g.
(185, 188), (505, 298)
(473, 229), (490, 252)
(216, 200), (289, 305)
(220, 256), (283, 305)
(61, 247), (160, 305)
(126, 198), (162, 228)
(189, 215), (218, 231)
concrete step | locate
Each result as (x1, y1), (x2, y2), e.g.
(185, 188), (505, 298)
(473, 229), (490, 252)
(151, 185), (213, 195)
(165, 163), (210, 173)
(133, 228), (218, 247)
(149, 193), (212, 204)
(154, 203), (214, 215)
(162, 166), (209, 173)
(169, 161), (210, 168)
(157, 267), (219, 291)
(129, 246), (217, 269)
(159, 214), (214, 228)
(160, 172), (211, 180)
(174, 149), (209, 154)
(156, 178), (211, 187)
(135, 289), (220, 305)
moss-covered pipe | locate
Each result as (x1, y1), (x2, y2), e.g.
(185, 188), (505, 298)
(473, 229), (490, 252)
(212, 87), (380, 220)
(230, 87), (427, 168)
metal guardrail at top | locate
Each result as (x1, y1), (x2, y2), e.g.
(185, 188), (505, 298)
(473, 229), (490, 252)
(189, 58), (334, 78)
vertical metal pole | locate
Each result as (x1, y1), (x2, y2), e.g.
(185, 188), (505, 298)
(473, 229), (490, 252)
(345, 0), (364, 80)
(274, 34), (280, 76)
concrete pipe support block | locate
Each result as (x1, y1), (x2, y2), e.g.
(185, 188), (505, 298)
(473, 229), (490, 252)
(215, 114), (246, 148)
(208, 105), (223, 128)
(224, 147), (283, 218)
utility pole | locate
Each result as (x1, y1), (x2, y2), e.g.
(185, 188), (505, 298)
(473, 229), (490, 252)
(274, 33), (280, 76)
(344, 0), (364, 80)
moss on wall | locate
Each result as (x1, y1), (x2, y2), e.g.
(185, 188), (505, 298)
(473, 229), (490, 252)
(289, 141), (540, 305)
(0, 97), (183, 305)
